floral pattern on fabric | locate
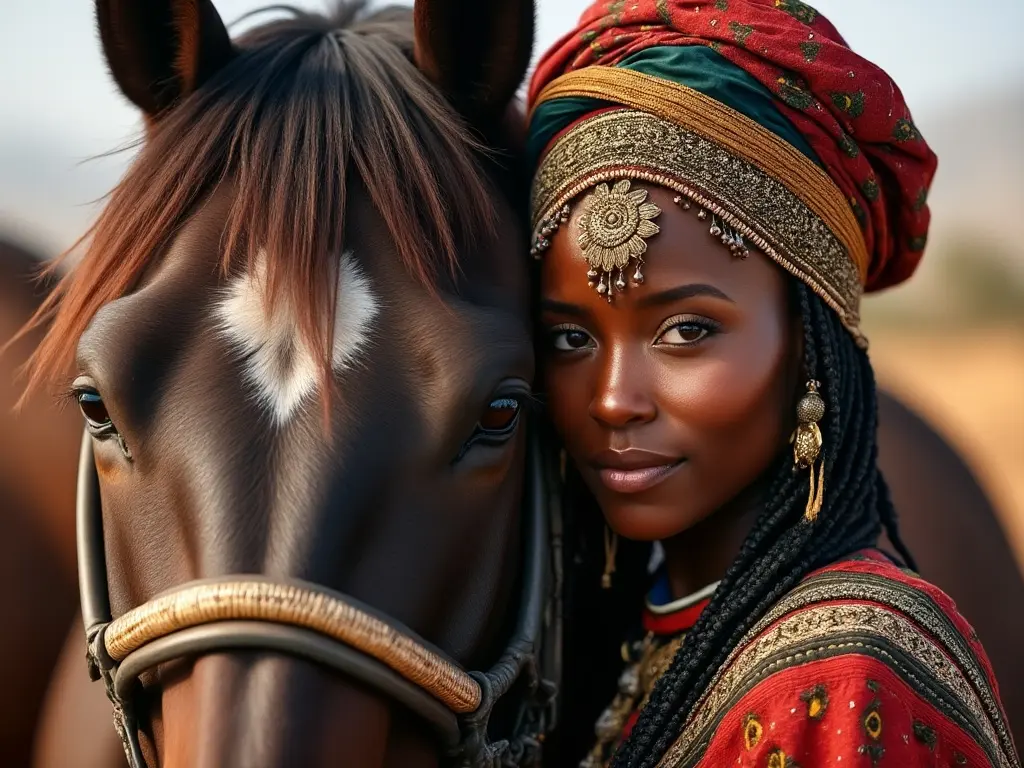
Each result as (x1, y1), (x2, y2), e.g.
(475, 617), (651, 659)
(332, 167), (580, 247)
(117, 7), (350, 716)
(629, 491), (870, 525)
(766, 747), (800, 767)
(800, 684), (829, 720)
(528, 0), (938, 293)
(744, 713), (765, 750)
(694, 658), (997, 767)
(859, 693), (885, 765)
(774, 0), (817, 24)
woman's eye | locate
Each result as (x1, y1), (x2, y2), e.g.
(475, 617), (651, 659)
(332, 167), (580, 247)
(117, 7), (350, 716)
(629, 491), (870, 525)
(655, 317), (719, 347)
(77, 391), (112, 429)
(550, 326), (594, 351)
(477, 397), (521, 434)
(658, 324), (708, 345)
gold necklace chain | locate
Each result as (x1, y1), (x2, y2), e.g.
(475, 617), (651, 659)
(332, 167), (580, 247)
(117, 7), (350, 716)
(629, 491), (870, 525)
(579, 631), (688, 768)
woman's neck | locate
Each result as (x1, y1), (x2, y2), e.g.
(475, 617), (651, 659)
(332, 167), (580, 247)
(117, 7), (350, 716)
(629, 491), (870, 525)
(660, 482), (766, 600)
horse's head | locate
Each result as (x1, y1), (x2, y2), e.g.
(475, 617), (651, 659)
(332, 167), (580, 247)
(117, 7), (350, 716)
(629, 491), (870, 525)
(27, 1), (548, 765)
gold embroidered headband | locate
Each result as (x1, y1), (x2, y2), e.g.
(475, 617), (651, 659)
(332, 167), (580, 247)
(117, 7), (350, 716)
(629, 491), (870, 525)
(529, 68), (869, 347)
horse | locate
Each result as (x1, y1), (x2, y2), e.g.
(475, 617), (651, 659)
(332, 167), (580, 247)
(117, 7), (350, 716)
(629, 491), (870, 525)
(15, 1), (560, 767)
(0, 237), (83, 766)
(877, 390), (1024, 740)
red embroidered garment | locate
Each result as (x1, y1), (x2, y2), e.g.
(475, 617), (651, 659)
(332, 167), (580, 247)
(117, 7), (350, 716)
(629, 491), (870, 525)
(581, 551), (1018, 767)
(658, 551), (1019, 767)
(528, 0), (938, 293)
(707, 657), (993, 767)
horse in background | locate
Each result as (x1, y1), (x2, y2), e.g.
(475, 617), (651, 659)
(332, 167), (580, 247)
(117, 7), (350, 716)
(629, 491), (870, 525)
(0, 237), (87, 766)
(877, 390), (1024, 740)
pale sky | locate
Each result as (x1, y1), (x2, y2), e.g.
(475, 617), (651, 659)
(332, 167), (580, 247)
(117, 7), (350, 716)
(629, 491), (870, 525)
(2, 0), (1022, 150)
(1, 0), (1022, 251)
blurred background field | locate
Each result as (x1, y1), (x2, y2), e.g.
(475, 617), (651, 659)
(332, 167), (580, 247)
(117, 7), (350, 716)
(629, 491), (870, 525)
(858, 83), (1024, 562)
(867, 328), (1024, 564)
(2, 0), (1023, 557)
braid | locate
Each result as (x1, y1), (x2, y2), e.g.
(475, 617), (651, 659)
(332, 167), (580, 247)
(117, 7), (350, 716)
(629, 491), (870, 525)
(609, 285), (904, 768)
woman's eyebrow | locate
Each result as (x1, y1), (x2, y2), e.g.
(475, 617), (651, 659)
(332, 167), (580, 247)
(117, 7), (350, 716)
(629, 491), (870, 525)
(541, 298), (588, 317)
(635, 283), (734, 309)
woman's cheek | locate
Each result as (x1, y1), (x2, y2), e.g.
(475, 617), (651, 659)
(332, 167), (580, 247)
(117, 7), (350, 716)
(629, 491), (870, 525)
(654, 346), (783, 431)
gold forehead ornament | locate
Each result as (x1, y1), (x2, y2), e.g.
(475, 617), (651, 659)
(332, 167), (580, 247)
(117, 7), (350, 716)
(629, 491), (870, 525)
(530, 177), (754, 302)
(578, 180), (662, 300)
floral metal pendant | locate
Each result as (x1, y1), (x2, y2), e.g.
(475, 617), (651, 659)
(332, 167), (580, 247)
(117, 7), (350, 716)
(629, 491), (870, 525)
(577, 180), (662, 300)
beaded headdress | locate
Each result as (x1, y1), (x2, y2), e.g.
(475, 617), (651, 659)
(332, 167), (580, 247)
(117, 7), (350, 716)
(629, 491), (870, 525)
(530, 68), (868, 345)
(526, 0), (938, 349)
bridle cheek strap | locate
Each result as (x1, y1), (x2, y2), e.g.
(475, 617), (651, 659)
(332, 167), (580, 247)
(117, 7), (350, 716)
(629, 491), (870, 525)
(77, 430), (561, 768)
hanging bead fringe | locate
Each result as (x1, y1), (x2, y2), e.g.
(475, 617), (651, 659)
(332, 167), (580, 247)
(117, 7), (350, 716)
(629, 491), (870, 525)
(602, 526), (618, 589)
(804, 457), (825, 522)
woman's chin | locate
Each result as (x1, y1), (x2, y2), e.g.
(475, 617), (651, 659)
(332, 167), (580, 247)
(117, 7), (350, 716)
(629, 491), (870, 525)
(600, 498), (706, 543)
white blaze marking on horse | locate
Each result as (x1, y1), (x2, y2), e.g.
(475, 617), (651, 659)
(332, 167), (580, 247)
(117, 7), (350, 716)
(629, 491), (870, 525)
(215, 250), (379, 424)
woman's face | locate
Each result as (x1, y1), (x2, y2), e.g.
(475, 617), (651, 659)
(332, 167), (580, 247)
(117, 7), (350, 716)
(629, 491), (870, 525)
(540, 184), (798, 541)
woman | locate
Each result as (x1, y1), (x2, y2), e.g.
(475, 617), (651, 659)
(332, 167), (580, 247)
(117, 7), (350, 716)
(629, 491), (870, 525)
(526, 2), (1019, 767)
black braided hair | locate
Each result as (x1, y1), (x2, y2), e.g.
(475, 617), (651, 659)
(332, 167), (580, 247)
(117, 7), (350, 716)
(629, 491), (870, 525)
(544, 283), (915, 767)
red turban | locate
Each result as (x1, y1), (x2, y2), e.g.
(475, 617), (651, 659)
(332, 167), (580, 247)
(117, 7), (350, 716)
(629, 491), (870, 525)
(528, 0), (937, 293)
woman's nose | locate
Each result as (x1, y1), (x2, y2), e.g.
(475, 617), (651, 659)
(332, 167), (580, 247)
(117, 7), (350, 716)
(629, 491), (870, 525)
(588, 347), (656, 428)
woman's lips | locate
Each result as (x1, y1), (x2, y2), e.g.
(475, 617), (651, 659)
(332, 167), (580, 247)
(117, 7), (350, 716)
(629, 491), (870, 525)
(590, 449), (686, 494)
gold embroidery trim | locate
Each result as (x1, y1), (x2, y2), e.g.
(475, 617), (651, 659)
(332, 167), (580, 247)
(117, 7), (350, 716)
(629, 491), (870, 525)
(745, 572), (1018, 763)
(531, 67), (869, 284)
(657, 603), (1016, 768)
(531, 110), (865, 345)
(658, 604), (1008, 768)
(105, 579), (481, 713)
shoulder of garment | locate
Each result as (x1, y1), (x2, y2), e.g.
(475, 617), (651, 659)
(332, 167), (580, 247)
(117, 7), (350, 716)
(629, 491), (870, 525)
(656, 550), (1020, 768)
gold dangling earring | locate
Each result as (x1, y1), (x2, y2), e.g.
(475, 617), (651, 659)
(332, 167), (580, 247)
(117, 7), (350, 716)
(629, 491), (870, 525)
(602, 525), (618, 589)
(791, 380), (826, 522)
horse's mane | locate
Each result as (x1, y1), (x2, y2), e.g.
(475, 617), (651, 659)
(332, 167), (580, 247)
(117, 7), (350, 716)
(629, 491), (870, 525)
(18, 1), (497, 398)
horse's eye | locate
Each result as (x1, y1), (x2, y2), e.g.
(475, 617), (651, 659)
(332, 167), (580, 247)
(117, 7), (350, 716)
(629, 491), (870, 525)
(478, 397), (521, 434)
(77, 391), (112, 429)
(453, 394), (527, 464)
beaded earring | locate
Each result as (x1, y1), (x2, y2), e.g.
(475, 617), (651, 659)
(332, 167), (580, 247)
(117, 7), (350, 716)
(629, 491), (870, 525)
(791, 380), (826, 522)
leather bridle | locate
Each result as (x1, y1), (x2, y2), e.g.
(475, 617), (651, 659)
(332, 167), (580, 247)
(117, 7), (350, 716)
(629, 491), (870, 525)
(77, 429), (563, 767)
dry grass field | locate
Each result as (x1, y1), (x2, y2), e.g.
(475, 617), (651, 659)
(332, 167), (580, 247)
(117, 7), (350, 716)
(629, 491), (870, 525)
(867, 328), (1024, 567)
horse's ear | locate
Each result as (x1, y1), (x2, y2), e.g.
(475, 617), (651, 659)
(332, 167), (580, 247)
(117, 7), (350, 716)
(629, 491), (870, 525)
(95, 0), (234, 118)
(413, 0), (535, 122)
